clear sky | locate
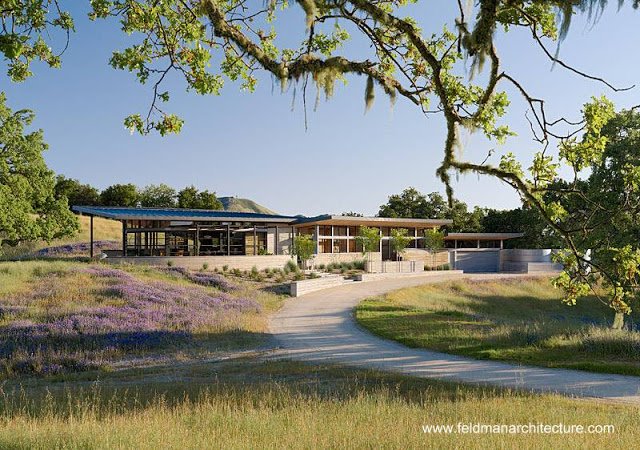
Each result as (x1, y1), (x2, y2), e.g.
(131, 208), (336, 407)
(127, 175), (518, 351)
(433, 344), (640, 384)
(3, 2), (639, 216)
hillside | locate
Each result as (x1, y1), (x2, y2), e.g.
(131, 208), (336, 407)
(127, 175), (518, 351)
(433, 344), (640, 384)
(219, 197), (278, 215)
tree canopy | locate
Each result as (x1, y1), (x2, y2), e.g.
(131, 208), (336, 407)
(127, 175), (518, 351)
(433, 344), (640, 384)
(177, 185), (223, 210)
(0, 94), (78, 245)
(100, 183), (139, 207)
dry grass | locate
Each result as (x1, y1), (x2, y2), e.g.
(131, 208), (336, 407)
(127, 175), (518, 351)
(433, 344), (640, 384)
(356, 277), (640, 376)
(0, 359), (636, 449)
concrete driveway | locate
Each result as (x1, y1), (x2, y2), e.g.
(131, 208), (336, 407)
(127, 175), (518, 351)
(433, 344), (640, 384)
(269, 272), (640, 404)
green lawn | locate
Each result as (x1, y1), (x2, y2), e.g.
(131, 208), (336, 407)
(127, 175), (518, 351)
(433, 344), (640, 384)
(356, 277), (640, 376)
(0, 358), (637, 449)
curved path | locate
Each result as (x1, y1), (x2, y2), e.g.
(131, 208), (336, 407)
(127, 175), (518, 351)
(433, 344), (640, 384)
(269, 272), (640, 404)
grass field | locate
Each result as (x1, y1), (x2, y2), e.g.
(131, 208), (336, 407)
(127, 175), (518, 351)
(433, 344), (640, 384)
(356, 277), (640, 376)
(0, 357), (636, 449)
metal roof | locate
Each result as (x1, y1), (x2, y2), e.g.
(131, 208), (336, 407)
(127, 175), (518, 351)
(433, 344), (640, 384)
(72, 206), (299, 223)
(72, 206), (454, 227)
(445, 232), (525, 240)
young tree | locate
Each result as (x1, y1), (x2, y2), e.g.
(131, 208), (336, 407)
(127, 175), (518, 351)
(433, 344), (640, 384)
(389, 228), (411, 267)
(0, 94), (78, 246)
(424, 229), (446, 270)
(100, 184), (139, 207)
(356, 226), (381, 273)
(54, 175), (101, 207)
(293, 234), (316, 270)
(139, 183), (177, 207)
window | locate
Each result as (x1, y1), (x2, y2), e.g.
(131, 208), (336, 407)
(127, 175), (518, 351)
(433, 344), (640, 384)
(333, 239), (347, 253)
(318, 225), (332, 236)
(333, 226), (347, 236)
(319, 239), (332, 253)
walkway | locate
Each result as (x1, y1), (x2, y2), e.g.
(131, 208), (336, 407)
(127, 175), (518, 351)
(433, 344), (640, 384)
(269, 272), (640, 404)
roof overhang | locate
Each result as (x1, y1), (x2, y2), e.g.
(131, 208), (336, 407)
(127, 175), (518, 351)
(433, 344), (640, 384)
(72, 206), (298, 224)
(293, 215), (452, 228)
(445, 232), (525, 241)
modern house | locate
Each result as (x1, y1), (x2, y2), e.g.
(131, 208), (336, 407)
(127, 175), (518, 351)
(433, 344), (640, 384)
(72, 206), (451, 270)
(72, 206), (558, 273)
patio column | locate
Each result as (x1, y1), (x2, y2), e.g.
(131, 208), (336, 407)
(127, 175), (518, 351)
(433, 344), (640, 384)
(89, 215), (94, 258)
(315, 225), (320, 254)
(346, 226), (350, 253)
(414, 227), (418, 248)
(195, 223), (200, 256)
(122, 220), (127, 257)
(275, 225), (279, 255)
(226, 224), (231, 256)
(330, 225), (334, 254)
(253, 227), (257, 255)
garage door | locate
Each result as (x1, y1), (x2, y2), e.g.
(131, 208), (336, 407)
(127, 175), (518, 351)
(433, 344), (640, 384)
(454, 250), (500, 273)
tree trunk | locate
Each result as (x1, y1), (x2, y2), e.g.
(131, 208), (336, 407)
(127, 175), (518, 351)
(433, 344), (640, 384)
(612, 312), (625, 330)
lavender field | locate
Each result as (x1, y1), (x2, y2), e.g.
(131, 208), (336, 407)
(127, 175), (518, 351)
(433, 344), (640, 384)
(0, 263), (268, 377)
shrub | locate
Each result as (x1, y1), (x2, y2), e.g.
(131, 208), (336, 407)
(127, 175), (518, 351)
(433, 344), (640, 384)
(232, 268), (242, 277)
(166, 260), (174, 267)
(284, 260), (298, 274)
(263, 268), (271, 275)
(309, 272), (320, 279)
(294, 272), (305, 281)
(317, 264), (325, 270)
(353, 260), (365, 270)
(251, 266), (259, 276)
(201, 263), (209, 271)
(222, 265), (229, 272)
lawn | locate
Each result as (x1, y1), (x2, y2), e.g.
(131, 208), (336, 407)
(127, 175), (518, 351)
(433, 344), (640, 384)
(0, 357), (636, 449)
(356, 277), (640, 376)
(0, 260), (286, 378)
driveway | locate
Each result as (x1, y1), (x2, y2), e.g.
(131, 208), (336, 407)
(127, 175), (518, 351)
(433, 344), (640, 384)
(269, 272), (640, 404)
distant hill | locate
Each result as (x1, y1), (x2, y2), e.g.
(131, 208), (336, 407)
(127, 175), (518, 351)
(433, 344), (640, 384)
(219, 197), (278, 215)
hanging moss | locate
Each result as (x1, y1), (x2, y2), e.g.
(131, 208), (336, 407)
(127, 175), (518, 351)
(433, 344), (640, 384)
(364, 75), (375, 111)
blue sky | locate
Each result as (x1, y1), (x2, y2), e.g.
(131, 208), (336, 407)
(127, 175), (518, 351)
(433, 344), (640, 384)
(3, 2), (639, 216)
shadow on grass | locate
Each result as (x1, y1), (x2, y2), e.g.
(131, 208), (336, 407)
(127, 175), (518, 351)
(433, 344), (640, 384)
(0, 329), (273, 379)
(0, 357), (542, 420)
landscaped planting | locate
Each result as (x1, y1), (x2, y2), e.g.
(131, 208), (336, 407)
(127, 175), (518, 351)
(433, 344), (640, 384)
(0, 265), (261, 377)
(356, 277), (640, 376)
(33, 240), (120, 257)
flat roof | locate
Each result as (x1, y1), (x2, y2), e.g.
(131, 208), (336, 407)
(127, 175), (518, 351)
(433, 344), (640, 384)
(293, 215), (452, 228)
(72, 206), (298, 223)
(445, 232), (525, 240)
(72, 206), (453, 228)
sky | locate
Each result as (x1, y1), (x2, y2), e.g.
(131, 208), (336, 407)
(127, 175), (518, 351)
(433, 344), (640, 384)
(3, 2), (640, 217)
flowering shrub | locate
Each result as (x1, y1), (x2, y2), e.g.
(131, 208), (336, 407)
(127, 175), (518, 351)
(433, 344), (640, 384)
(164, 266), (238, 292)
(0, 267), (260, 377)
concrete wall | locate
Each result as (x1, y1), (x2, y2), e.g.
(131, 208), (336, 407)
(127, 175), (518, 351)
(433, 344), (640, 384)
(313, 252), (379, 266)
(365, 260), (424, 273)
(106, 255), (294, 271)
(290, 275), (350, 297)
(403, 249), (450, 268)
(501, 249), (561, 273)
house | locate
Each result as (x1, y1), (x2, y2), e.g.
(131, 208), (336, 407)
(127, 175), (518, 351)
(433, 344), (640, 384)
(72, 206), (451, 270)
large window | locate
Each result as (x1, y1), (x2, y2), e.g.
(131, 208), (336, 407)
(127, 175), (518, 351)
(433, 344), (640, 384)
(318, 225), (332, 237)
(319, 239), (332, 253)
(333, 239), (347, 253)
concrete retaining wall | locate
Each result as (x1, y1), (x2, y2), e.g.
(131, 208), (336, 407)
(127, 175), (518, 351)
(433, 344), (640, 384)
(290, 275), (351, 297)
(365, 260), (424, 274)
(106, 255), (294, 271)
(501, 249), (561, 273)
(314, 252), (379, 266)
(403, 249), (450, 268)
(355, 270), (463, 282)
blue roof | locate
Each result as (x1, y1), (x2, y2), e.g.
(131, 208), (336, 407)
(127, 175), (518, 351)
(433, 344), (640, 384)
(72, 206), (298, 223)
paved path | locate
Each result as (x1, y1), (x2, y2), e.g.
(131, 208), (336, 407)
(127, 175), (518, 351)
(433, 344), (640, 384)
(269, 272), (640, 404)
